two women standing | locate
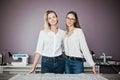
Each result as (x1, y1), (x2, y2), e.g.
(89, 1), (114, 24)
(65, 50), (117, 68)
(29, 10), (97, 74)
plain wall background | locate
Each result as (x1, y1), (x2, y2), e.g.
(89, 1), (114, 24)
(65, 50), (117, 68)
(0, 0), (120, 63)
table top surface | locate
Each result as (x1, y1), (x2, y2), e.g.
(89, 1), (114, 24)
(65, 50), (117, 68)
(9, 73), (108, 80)
(0, 64), (41, 67)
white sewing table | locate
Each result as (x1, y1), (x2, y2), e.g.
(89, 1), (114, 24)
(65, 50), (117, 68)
(0, 64), (41, 74)
(0, 62), (99, 74)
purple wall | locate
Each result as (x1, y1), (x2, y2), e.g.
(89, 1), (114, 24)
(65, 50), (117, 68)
(0, 0), (120, 63)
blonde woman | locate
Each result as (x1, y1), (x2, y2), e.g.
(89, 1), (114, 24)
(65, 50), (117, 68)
(64, 11), (97, 74)
(29, 10), (65, 73)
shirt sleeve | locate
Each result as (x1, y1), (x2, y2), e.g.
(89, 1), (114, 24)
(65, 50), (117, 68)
(79, 29), (95, 67)
(35, 31), (44, 54)
(61, 31), (66, 52)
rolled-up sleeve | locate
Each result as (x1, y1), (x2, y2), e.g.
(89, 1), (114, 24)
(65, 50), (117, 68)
(35, 31), (44, 54)
(79, 29), (95, 67)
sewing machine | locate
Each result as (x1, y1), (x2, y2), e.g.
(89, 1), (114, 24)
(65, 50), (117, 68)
(11, 54), (29, 66)
(100, 53), (112, 64)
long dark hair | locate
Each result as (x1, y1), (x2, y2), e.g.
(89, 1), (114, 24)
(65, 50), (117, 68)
(66, 11), (81, 31)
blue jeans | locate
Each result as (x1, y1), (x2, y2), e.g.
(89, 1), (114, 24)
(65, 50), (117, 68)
(41, 55), (65, 73)
(65, 56), (84, 74)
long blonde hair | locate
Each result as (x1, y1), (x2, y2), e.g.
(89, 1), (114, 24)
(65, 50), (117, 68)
(44, 10), (58, 31)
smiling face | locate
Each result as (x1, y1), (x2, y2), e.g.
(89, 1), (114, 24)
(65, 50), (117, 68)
(66, 13), (76, 27)
(47, 12), (58, 26)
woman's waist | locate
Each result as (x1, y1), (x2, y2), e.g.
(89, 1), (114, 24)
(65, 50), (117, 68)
(65, 52), (83, 58)
(66, 55), (83, 61)
(42, 54), (64, 59)
(41, 51), (63, 57)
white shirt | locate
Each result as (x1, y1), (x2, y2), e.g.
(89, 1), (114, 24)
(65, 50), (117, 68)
(36, 29), (65, 57)
(64, 28), (95, 67)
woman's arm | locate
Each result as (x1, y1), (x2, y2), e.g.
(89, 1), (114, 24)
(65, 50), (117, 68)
(78, 29), (99, 74)
(29, 52), (40, 74)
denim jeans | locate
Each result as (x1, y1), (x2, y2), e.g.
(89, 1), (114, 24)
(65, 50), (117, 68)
(41, 55), (65, 73)
(65, 56), (84, 74)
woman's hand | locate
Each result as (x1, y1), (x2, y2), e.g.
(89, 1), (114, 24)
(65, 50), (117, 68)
(29, 67), (35, 74)
(92, 66), (101, 75)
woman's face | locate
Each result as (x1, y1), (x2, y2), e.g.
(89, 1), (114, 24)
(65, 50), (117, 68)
(48, 13), (58, 26)
(66, 14), (76, 27)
